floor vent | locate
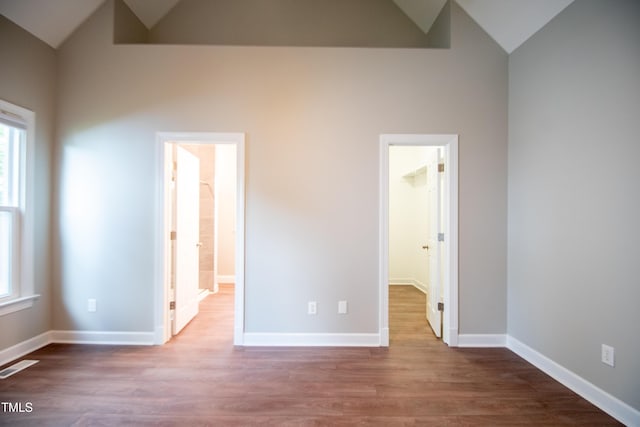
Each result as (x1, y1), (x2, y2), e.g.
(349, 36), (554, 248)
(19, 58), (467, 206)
(0, 360), (39, 379)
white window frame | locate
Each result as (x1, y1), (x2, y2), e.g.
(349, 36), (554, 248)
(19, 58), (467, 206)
(0, 99), (38, 316)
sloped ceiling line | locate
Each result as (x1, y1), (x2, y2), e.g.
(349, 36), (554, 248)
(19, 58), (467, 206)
(392, 0), (447, 35)
(0, 0), (103, 48)
(122, 0), (180, 29)
(0, 0), (575, 52)
(456, 0), (574, 53)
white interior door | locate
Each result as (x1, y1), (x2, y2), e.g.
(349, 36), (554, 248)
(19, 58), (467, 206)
(173, 146), (200, 335)
(426, 153), (442, 337)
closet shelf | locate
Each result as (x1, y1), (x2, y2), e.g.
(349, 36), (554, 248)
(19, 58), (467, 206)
(403, 165), (427, 180)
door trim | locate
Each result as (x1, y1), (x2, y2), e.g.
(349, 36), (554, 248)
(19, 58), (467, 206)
(155, 132), (245, 345)
(379, 134), (458, 346)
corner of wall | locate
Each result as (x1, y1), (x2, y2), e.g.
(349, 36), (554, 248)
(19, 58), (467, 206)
(113, 0), (149, 44)
(425, 0), (451, 48)
(507, 336), (640, 426)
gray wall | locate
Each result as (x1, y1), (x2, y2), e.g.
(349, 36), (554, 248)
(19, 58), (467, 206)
(52, 0), (507, 336)
(0, 16), (56, 350)
(508, 0), (640, 410)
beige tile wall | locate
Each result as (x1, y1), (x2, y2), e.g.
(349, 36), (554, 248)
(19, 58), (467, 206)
(182, 144), (216, 291)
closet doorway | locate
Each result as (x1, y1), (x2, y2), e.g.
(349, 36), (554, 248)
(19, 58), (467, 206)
(379, 134), (459, 347)
(388, 146), (442, 337)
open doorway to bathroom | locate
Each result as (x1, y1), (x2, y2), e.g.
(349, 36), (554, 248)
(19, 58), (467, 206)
(178, 143), (237, 300)
(155, 133), (245, 346)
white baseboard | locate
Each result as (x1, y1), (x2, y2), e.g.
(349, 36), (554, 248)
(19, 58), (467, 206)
(458, 334), (506, 347)
(389, 278), (413, 285)
(154, 325), (167, 345)
(2, 329), (636, 426)
(1, 330), (156, 367)
(389, 278), (427, 294)
(445, 328), (458, 347)
(197, 289), (211, 302)
(0, 332), (52, 367)
(242, 332), (382, 347)
(234, 326), (244, 346)
(50, 330), (155, 346)
(412, 279), (427, 294)
(380, 327), (389, 347)
(217, 275), (235, 284)
(507, 336), (639, 427)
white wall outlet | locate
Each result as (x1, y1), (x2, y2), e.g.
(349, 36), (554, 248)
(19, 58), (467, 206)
(308, 301), (317, 315)
(601, 344), (615, 367)
(88, 298), (97, 312)
(338, 300), (348, 314)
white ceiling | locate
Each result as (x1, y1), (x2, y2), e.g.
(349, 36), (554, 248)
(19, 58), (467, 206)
(0, 0), (574, 52)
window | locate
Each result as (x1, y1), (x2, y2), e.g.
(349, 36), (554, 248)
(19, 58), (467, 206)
(0, 122), (22, 300)
(0, 99), (37, 315)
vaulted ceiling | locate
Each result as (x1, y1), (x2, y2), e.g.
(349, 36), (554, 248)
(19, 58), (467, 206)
(0, 0), (573, 53)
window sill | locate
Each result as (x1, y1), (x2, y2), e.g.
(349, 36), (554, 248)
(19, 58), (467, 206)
(0, 295), (40, 317)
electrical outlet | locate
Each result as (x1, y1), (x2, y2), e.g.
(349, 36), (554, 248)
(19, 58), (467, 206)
(338, 300), (348, 314)
(601, 344), (615, 367)
(88, 299), (97, 313)
(308, 301), (317, 315)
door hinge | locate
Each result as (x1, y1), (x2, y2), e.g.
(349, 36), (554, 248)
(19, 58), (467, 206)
(170, 231), (177, 241)
(437, 302), (444, 312)
(169, 301), (176, 310)
(438, 233), (445, 242)
(438, 163), (445, 173)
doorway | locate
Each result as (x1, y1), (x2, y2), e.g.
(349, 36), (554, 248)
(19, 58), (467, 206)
(388, 146), (441, 338)
(379, 134), (458, 347)
(155, 132), (245, 345)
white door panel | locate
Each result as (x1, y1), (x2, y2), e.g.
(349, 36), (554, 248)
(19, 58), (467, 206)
(173, 146), (200, 335)
(426, 152), (442, 337)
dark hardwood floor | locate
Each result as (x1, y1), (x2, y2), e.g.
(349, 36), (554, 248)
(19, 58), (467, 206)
(0, 285), (620, 426)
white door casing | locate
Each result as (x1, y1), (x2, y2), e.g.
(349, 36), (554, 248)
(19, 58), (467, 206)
(173, 146), (200, 335)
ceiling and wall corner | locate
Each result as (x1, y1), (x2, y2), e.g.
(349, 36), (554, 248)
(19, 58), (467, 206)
(1, 0), (573, 52)
(456, 0), (574, 53)
(122, 0), (180, 28)
(0, 0), (103, 48)
(145, 0), (432, 47)
(392, 0), (447, 35)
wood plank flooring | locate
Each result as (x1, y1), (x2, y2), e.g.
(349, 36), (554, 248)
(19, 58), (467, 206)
(0, 285), (620, 426)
